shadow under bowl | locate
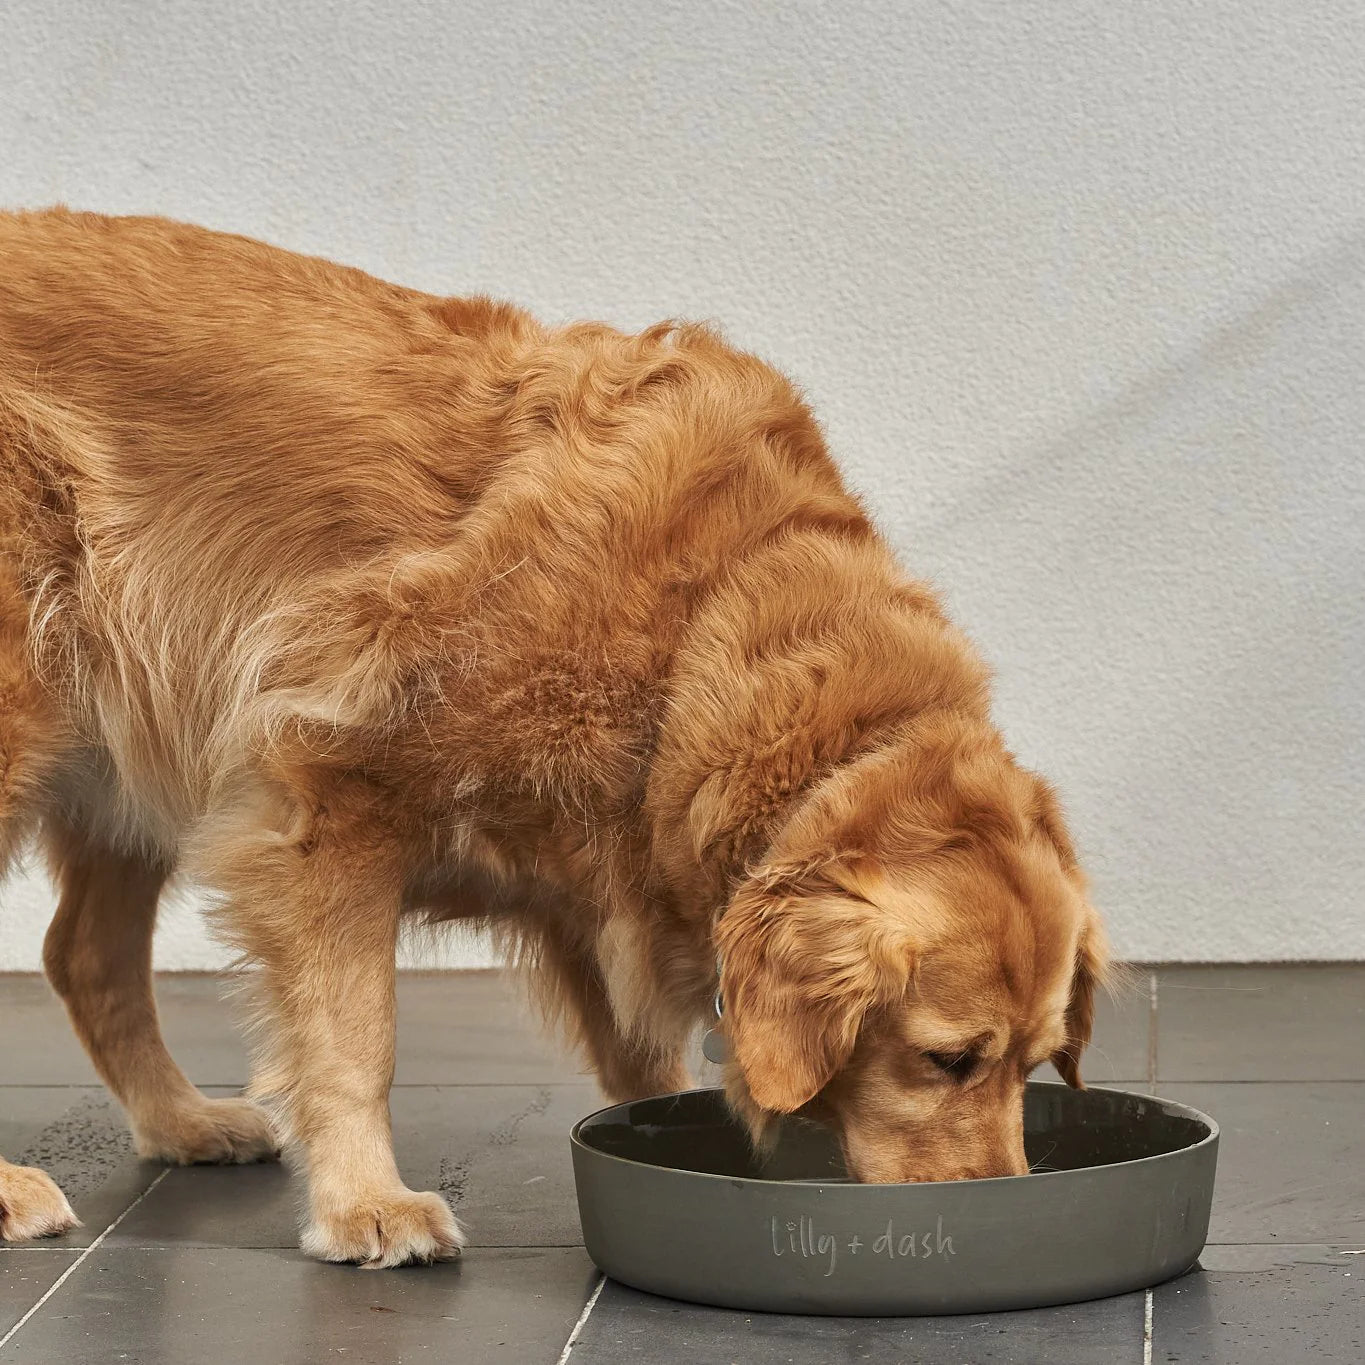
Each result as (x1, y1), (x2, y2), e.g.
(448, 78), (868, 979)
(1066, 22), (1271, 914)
(571, 1082), (1218, 1315)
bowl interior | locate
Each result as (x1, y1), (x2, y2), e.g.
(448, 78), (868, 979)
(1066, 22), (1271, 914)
(575, 1084), (1213, 1182)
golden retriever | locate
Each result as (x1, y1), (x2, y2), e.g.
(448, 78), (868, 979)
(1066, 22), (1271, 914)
(0, 209), (1105, 1265)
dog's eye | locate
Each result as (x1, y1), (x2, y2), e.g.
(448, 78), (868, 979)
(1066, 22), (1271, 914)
(924, 1050), (978, 1082)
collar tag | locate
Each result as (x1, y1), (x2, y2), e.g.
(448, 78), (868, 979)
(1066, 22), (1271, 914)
(703, 952), (729, 1063)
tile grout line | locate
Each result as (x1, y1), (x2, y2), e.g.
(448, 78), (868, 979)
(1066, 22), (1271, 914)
(1143, 1287), (1153, 1363)
(1147, 970), (1158, 1093)
(0, 1168), (171, 1354)
(553, 1273), (605, 1365)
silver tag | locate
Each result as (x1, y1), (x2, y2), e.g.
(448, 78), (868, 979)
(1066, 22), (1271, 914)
(702, 1027), (730, 1064)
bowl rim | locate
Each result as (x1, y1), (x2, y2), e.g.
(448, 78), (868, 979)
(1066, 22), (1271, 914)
(570, 1081), (1220, 1192)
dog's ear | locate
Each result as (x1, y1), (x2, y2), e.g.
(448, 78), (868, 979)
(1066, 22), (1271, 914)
(1030, 775), (1108, 1090)
(1051, 910), (1109, 1089)
(715, 860), (915, 1113)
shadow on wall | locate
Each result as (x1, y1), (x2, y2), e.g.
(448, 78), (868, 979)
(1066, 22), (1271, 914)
(905, 228), (1365, 960)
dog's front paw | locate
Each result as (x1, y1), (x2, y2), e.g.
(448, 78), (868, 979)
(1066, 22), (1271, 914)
(302, 1188), (464, 1268)
(134, 1097), (281, 1165)
(0, 1162), (81, 1241)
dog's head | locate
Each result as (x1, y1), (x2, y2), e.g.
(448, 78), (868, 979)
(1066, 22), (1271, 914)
(715, 725), (1105, 1183)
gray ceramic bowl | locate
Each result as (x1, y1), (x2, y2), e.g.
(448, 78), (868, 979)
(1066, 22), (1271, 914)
(571, 1083), (1218, 1315)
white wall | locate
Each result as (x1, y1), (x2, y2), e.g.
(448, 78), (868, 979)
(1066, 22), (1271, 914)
(2, 1), (1362, 964)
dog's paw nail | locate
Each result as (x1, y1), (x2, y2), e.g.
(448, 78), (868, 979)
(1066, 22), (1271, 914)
(302, 1189), (464, 1268)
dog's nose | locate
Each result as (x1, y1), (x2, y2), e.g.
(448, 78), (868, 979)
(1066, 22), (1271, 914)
(985, 1157), (1029, 1180)
(884, 1165), (992, 1183)
(920, 1155), (1028, 1183)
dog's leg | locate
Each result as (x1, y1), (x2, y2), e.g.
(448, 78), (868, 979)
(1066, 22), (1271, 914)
(199, 779), (462, 1268)
(0, 583), (81, 1239)
(42, 825), (279, 1164)
(534, 917), (691, 1102)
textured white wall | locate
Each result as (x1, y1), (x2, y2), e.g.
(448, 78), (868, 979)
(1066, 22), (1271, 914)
(1, 1), (1362, 964)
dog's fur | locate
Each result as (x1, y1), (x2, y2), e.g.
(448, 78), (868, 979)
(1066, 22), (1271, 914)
(0, 209), (1105, 1264)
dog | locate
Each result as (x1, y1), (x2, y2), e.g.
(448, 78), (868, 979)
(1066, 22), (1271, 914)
(0, 208), (1105, 1265)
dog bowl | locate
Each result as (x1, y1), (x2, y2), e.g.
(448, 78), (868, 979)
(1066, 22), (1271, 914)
(570, 1083), (1218, 1315)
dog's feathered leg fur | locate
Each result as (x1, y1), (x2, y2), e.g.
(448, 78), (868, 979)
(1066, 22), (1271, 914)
(191, 768), (463, 1268)
(41, 824), (279, 1165)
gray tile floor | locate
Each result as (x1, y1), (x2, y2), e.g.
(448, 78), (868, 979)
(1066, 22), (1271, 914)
(0, 966), (1360, 1363)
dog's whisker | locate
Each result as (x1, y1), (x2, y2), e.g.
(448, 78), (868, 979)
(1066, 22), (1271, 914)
(1028, 1141), (1059, 1174)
